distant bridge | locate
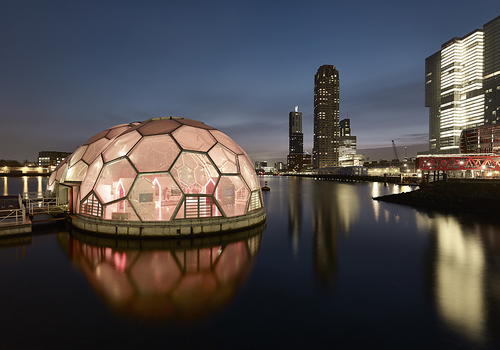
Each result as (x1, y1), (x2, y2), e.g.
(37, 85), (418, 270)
(417, 154), (500, 172)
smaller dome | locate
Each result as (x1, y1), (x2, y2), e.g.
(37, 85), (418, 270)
(49, 117), (266, 236)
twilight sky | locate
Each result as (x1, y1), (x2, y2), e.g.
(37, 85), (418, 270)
(2, 1), (500, 164)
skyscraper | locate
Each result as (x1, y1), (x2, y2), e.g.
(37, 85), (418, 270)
(339, 118), (356, 160)
(289, 106), (303, 154)
(287, 106), (311, 171)
(313, 65), (339, 168)
(425, 15), (500, 154)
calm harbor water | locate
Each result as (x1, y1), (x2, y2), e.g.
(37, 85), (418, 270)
(1, 175), (500, 349)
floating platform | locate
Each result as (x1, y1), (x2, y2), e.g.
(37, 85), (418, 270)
(0, 217), (32, 236)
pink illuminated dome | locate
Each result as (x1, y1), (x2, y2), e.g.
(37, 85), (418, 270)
(48, 117), (266, 236)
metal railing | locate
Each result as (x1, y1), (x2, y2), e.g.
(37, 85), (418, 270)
(23, 192), (68, 216)
(0, 206), (26, 226)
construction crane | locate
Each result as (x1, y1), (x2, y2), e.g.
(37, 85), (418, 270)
(391, 140), (400, 161)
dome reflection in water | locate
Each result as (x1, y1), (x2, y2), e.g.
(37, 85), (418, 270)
(57, 225), (263, 321)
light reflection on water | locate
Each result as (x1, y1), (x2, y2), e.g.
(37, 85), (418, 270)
(57, 226), (263, 321)
(1, 176), (500, 348)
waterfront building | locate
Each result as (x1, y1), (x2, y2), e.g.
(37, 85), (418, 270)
(425, 15), (500, 154)
(38, 151), (72, 167)
(339, 118), (357, 161)
(48, 117), (266, 236)
(460, 124), (500, 154)
(254, 161), (267, 169)
(313, 65), (340, 168)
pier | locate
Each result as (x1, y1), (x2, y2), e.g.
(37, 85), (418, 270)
(284, 173), (420, 185)
(0, 192), (67, 236)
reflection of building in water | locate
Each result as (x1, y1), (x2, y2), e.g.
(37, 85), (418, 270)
(418, 211), (487, 343)
(287, 178), (303, 258)
(57, 226), (263, 321)
(311, 181), (362, 286)
(312, 181), (338, 286)
(333, 184), (359, 235)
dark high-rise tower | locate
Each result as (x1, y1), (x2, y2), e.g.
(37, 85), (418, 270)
(289, 106), (303, 154)
(313, 65), (340, 168)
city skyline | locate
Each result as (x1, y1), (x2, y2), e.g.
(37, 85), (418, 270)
(2, 1), (500, 164)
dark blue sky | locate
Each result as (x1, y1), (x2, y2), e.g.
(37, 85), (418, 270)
(2, 1), (500, 163)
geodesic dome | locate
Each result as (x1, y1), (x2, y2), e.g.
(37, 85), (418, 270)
(49, 117), (265, 235)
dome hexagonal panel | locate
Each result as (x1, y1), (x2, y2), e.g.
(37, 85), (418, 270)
(209, 130), (244, 155)
(208, 144), (238, 174)
(128, 135), (180, 173)
(214, 175), (250, 217)
(171, 152), (219, 195)
(66, 160), (88, 182)
(94, 158), (137, 204)
(238, 154), (260, 191)
(129, 173), (181, 221)
(80, 155), (104, 199)
(106, 125), (130, 139)
(102, 130), (142, 163)
(103, 200), (140, 221)
(69, 145), (88, 167)
(83, 129), (109, 145)
(82, 138), (112, 164)
(136, 119), (182, 136)
(172, 125), (217, 152)
(177, 119), (215, 130)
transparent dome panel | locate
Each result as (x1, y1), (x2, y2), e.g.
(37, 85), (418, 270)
(129, 173), (181, 221)
(47, 172), (56, 192)
(172, 125), (216, 152)
(58, 164), (69, 183)
(102, 130), (142, 163)
(80, 155), (104, 199)
(69, 145), (88, 167)
(103, 200), (140, 221)
(95, 158), (137, 204)
(106, 125), (129, 140)
(238, 155), (260, 191)
(171, 152), (219, 194)
(178, 119), (215, 130)
(137, 119), (182, 136)
(128, 135), (180, 173)
(214, 175), (250, 217)
(83, 129), (109, 145)
(208, 144), (238, 174)
(209, 130), (244, 155)
(66, 160), (88, 182)
(82, 138), (112, 164)
(55, 161), (68, 181)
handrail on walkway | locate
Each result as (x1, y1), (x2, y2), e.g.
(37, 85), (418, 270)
(0, 206), (26, 226)
(22, 192), (68, 216)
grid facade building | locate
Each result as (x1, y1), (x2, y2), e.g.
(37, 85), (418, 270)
(313, 65), (340, 168)
(425, 15), (500, 154)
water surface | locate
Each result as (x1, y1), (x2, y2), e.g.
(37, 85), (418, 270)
(1, 176), (500, 349)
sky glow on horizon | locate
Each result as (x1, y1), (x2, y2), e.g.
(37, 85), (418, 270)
(1, 1), (500, 163)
